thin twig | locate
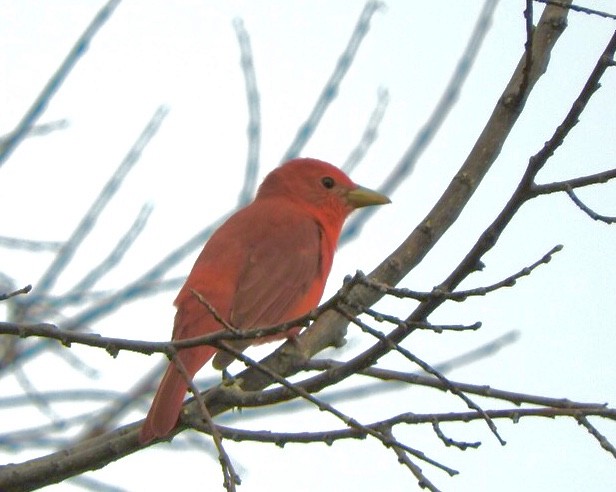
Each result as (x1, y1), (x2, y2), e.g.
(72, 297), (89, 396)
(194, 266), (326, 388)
(354, 307), (482, 333)
(381, 428), (444, 492)
(0, 0), (121, 167)
(354, 244), (563, 302)
(576, 416), (616, 459)
(0, 293), (337, 356)
(13, 365), (62, 424)
(77, 363), (165, 441)
(247, 356), (606, 412)
(429, 330), (520, 375)
(518, 0), (535, 103)
(564, 186), (616, 224)
(0, 285), (32, 301)
(341, 0), (499, 242)
(66, 203), (154, 298)
(298, 4), (574, 384)
(431, 420), (481, 450)
(532, 168), (616, 196)
(33, 106), (169, 300)
(188, 342), (458, 476)
(432, 26), (615, 309)
(169, 349), (241, 491)
(342, 88), (390, 175)
(337, 305), (506, 446)
(196, 406), (615, 445)
(190, 289), (241, 335)
(0, 120), (69, 143)
(534, 0), (616, 20)
(281, 1), (384, 162)
(0, 236), (62, 252)
(233, 18), (261, 206)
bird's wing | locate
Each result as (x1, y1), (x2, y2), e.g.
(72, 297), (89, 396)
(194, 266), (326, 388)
(229, 210), (326, 330)
(172, 200), (328, 344)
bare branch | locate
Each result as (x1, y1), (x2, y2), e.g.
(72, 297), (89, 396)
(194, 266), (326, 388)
(185, 343), (452, 476)
(533, 168), (616, 196)
(522, 33), (616, 185)
(341, 0), (499, 242)
(0, 0), (121, 167)
(281, 1), (384, 162)
(201, 406), (616, 444)
(519, 0), (535, 103)
(431, 420), (481, 450)
(1, 3), (613, 490)
(534, 0), (616, 20)
(169, 349), (241, 492)
(381, 428), (445, 492)
(33, 106), (169, 300)
(0, 285), (32, 301)
(354, 244), (563, 303)
(563, 186), (616, 223)
(296, 2), (574, 386)
(190, 289), (242, 335)
(337, 305), (506, 445)
(67, 203), (154, 297)
(77, 364), (164, 441)
(576, 416), (616, 459)
(233, 357), (607, 412)
(0, 313), (307, 357)
(1, 354), (612, 491)
(351, 306), (482, 333)
(0, 236), (62, 252)
(341, 88), (389, 175)
(233, 18), (261, 207)
(13, 365), (62, 424)
(0, 120), (69, 143)
(431, 26), (616, 306)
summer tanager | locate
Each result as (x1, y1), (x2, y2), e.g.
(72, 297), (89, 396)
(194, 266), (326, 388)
(139, 158), (390, 443)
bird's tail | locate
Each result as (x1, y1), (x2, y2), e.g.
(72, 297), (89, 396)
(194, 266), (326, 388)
(139, 347), (216, 444)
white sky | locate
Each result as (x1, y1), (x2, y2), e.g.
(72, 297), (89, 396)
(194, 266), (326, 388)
(1, 1), (615, 491)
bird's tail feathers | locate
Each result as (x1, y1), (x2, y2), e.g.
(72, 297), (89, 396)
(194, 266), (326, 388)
(139, 347), (216, 444)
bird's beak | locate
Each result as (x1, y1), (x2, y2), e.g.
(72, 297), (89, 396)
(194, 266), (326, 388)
(347, 185), (391, 209)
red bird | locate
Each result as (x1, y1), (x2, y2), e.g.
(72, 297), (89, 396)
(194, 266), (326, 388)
(139, 158), (390, 443)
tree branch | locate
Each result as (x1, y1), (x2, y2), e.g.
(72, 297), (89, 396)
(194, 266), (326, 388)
(0, 0), (121, 167)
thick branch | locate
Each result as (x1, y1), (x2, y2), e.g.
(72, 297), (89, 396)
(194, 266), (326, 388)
(255, 0), (575, 396)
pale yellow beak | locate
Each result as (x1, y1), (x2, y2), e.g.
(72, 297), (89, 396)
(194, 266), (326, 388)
(347, 185), (391, 209)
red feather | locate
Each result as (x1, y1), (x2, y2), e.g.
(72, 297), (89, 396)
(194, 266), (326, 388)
(139, 158), (389, 443)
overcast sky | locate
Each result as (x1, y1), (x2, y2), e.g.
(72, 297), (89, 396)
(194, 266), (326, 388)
(1, 1), (615, 491)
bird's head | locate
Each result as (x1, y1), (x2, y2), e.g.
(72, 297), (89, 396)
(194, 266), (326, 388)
(257, 158), (390, 222)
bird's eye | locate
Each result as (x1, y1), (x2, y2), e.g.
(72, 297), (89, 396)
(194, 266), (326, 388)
(321, 176), (335, 189)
